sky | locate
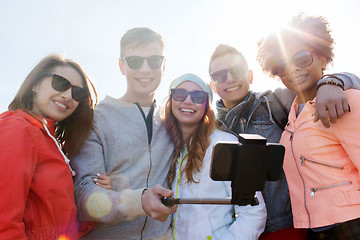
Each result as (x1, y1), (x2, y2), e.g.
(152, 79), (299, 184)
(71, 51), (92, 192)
(1, 0), (360, 113)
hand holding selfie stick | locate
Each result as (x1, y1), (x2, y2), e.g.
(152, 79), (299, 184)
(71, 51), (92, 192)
(162, 134), (284, 207)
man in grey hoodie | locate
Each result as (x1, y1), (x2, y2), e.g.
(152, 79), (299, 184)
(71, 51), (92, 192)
(71, 28), (177, 240)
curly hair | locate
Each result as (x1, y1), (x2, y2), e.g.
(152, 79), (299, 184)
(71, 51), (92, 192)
(257, 13), (334, 78)
(9, 54), (98, 157)
(162, 96), (216, 187)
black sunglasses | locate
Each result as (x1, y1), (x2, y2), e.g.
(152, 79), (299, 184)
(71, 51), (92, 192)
(171, 88), (208, 104)
(121, 55), (164, 70)
(273, 50), (314, 77)
(210, 65), (247, 84)
(50, 74), (89, 102)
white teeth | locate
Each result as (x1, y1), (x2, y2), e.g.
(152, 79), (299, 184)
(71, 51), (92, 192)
(54, 101), (67, 109)
(226, 86), (239, 92)
(137, 78), (152, 82)
(294, 76), (306, 82)
(180, 108), (194, 113)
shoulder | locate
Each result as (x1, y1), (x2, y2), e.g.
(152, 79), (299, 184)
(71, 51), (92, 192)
(345, 89), (360, 110)
(0, 113), (41, 146)
(211, 129), (238, 142)
(94, 97), (136, 121)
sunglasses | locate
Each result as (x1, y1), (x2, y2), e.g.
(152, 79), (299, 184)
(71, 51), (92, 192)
(272, 50), (314, 77)
(210, 65), (247, 84)
(50, 74), (89, 102)
(121, 55), (164, 70)
(171, 88), (208, 104)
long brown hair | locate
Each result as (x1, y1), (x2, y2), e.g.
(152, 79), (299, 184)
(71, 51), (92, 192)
(162, 96), (216, 187)
(9, 54), (98, 157)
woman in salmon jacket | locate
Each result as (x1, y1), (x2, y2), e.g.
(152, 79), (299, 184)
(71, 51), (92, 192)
(0, 54), (97, 240)
(257, 13), (360, 239)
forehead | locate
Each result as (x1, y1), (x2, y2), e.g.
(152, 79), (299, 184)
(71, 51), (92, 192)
(52, 65), (84, 87)
(176, 81), (202, 91)
(209, 53), (246, 73)
(277, 40), (310, 60)
(123, 41), (163, 57)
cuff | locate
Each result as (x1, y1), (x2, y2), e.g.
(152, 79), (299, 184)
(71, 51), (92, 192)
(118, 188), (147, 221)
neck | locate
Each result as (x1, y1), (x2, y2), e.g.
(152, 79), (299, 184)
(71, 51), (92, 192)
(296, 87), (317, 104)
(181, 124), (198, 144)
(121, 92), (155, 107)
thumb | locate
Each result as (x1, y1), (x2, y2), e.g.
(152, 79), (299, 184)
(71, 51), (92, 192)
(153, 184), (174, 198)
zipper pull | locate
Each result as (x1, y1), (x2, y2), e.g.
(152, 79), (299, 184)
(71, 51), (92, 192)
(310, 189), (315, 198)
(300, 156), (304, 166)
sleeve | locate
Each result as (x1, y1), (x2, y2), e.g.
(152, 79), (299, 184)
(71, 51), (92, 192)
(220, 183), (267, 240)
(333, 72), (360, 90)
(333, 90), (360, 171)
(0, 119), (38, 240)
(71, 116), (147, 224)
(273, 87), (296, 112)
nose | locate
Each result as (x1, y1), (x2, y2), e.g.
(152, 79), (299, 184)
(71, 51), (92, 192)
(138, 59), (152, 72)
(288, 61), (301, 74)
(183, 94), (193, 104)
(61, 88), (73, 100)
(226, 71), (235, 83)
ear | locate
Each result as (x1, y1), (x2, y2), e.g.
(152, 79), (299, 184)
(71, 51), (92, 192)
(209, 81), (218, 94)
(119, 58), (125, 75)
(248, 69), (253, 84)
(320, 56), (328, 71)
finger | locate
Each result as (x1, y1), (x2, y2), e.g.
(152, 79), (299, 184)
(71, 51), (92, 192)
(96, 173), (109, 180)
(315, 106), (330, 128)
(342, 99), (350, 113)
(95, 182), (111, 190)
(152, 184), (174, 198)
(97, 179), (110, 185)
(334, 102), (345, 119)
(327, 105), (338, 124)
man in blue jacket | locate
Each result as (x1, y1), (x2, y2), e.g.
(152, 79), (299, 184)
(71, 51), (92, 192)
(208, 44), (360, 239)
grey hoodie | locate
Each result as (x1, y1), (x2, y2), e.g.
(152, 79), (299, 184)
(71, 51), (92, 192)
(71, 96), (174, 240)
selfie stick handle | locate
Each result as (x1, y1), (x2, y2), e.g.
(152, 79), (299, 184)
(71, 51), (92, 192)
(161, 197), (232, 207)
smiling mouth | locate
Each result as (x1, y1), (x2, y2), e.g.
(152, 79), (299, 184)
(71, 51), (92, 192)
(54, 101), (68, 110)
(225, 85), (240, 92)
(180, 108), (195, 113)
(136, 78), (152, 82)
(291, 74), (308, 83)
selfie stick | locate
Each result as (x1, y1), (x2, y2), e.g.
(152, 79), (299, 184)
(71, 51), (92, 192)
(161, 197), (233, 207)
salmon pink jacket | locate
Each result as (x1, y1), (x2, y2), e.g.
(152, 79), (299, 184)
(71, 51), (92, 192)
(280, 89), (360, 229)
(0, 110), (78, 240)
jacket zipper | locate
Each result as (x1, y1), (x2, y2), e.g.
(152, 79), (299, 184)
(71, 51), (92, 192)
(285, 122), (312, 227)
(300, 156), (344, 169)
(310, 181), (352, 198)
(136, 103), (155, 240)
(140, 145), (152, 240)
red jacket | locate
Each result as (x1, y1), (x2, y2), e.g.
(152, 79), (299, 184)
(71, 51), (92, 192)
(0, 110), (78, 240)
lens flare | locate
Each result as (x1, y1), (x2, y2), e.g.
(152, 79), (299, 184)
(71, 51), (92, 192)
(57, 235), (69, 240)
(85, 191), (113, 218)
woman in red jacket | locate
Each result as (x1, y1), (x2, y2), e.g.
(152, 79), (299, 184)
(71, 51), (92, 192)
(0, 54), (98, 240)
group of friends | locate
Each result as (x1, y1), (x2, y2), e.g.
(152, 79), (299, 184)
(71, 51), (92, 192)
(1, 12), (360, 240)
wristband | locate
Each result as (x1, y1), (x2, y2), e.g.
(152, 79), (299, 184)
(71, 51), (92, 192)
(320, 74), (345, 86)
(316, 80), (345, 91)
